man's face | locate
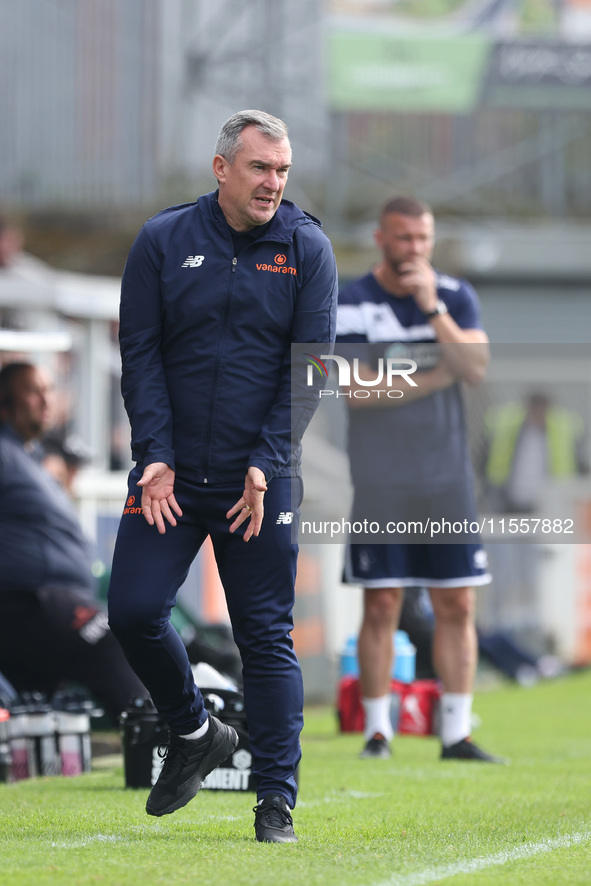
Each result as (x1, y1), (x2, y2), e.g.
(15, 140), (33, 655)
(375, 211), (435, 274)
(1, 367), (53, 442)
(214, 126), (292, 231)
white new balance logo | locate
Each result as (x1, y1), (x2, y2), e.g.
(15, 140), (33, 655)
(182, 255), (205, 268)
(276, 512), (293, 525)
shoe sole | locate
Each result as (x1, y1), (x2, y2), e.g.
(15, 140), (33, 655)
(146, 722), (239, 817)
(256, 832), (298, 844)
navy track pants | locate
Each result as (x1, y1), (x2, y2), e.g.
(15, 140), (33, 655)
(107, 470), (304, 807)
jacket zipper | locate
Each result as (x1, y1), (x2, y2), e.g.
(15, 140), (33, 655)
(201, 255), (238, 483)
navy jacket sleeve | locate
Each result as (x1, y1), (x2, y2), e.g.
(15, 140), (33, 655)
(247, 224), (338, 481)
(119, 223), (176, 471)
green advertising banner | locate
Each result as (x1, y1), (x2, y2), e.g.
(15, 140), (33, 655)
(328, 30), (491, 113)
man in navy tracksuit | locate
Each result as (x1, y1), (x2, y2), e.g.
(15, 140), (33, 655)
(107, 110), (337, 842)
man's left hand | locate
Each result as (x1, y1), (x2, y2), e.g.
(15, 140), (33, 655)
(226, 467), (267, 541)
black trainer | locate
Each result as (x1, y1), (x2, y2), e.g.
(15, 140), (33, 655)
(253, 794), (297, 843)
(146, 715), (239, 816)
(441, 737), (508, 764)
(359, 733), (391, 759)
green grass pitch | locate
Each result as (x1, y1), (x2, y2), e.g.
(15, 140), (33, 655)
(1, 670), (590, 885)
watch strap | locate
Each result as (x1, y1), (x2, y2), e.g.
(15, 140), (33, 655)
(424, 300), (448, 320)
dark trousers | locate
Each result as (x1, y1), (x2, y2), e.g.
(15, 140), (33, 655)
(107, 472), (304, 807)
(0, 586), (147, 721)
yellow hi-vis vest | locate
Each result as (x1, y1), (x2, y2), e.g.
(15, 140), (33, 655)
(485, 402), (583, 486)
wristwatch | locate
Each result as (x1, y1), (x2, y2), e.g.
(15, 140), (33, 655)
(424, 300), (448, 320)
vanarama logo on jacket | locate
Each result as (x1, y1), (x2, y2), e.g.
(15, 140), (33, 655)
(123, 495), (142, 515)
(256, 253), (297, 275)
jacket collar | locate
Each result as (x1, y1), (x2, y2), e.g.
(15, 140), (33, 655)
(0, 422), (43, 458)
(200, 190), (319, 245)
(0, 422), (25, 446)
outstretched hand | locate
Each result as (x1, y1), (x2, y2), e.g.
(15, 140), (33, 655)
(226, 467), (267, 542)
(137, 462), (183, 535)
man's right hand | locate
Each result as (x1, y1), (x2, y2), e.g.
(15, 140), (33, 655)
(395, 256), (437, 313)
(137, 462), (183, 535)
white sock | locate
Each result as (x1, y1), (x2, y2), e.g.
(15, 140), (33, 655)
(179, 717), (209, 741)
(440, 693), (472, 747)
(362, 695), (394, 742)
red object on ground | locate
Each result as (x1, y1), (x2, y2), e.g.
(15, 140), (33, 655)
(337, 676), (441, 736)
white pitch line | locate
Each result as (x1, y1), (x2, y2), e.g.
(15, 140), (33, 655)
(375, 830), (591, 886)
(50, 835), (123, 848)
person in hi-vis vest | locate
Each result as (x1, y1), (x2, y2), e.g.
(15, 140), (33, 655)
(484, 392), (587, 513)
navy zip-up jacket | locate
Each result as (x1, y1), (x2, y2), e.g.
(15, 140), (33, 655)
(0, 424), (95, 594)
(119, 191), (337, 485)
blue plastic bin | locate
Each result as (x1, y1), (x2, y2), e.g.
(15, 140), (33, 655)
(339, 631), (416, 683)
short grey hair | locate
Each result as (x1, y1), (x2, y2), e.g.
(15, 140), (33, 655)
(215, 110), (290, 164)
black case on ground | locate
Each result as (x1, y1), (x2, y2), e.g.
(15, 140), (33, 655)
(120, 691), (255, 792)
